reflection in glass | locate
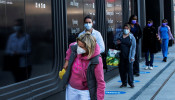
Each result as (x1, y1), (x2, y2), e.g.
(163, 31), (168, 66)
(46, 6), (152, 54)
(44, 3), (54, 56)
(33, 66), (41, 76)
(25, 0), (53, 78)
(5, 19), (31, 82)
(114, 0), (122, 42)
(83, 0), (96, 27)
(0, 0), (26, 87)
(129, 0), (132, 17)
(105, 0), (122, 64)
(0, 0), (53, 87)
(106, 0), (115, 49)
(67, 0), (96, 45)
(67, 0), (83, 44)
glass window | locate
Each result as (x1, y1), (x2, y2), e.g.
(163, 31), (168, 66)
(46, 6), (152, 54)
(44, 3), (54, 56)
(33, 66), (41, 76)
(67, 0), (84, 44)
(67, 0), (96, 45)
(105, 0), (122, 49)
(129, 0), (132, 17)
(0, 0), (26, 87)
(106, 0), (115, 49)
(114, 0), (123, 41)
(105, 0), (122, 66)
(83, 0), (96, 27)
(25, 0), (53, 78)
(0, 0), (53, 87)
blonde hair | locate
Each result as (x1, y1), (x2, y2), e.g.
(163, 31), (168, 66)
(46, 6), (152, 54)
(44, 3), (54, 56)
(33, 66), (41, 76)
(77, 32), (96, 58)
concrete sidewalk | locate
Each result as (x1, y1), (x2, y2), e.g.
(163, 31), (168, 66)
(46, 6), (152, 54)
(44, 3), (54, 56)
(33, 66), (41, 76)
(104, 45), (175, 100)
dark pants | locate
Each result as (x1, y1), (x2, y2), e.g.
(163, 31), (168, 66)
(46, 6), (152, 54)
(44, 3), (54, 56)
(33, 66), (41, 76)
(101, 53), (107, 72)
(133, 43), (140, 74)
(119, 58), (134, 85)
(12, 65), (32, 82)
(145, 50), (154, 66)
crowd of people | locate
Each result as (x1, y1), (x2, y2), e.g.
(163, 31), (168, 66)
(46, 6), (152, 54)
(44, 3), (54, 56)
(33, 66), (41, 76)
(58, 15), (174, 100)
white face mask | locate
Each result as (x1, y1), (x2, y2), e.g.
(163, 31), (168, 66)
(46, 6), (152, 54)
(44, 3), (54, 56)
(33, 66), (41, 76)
(123, 29), (129, 34)
(77, 46), (86, 54)
(84, 23), (92, 30)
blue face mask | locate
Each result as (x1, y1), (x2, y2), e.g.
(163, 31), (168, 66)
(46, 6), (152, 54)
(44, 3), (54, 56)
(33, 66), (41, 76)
(147, 23), (153, 27)
(162, 23), (167, 26)
(84, 23), (92, 30)
(131, 20), (137, 24)
(123, 29), (129, 34)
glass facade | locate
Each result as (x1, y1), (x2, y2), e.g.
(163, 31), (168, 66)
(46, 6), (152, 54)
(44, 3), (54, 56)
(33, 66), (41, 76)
(1, 0), (171, 99)
(105, 0), (122, 51)
(129, 0), (131, 17)
(67, 0), (96, 45)
(83, 0), (96, 27)
(0, 0), (53, 87)
(25, 0), (53, 78)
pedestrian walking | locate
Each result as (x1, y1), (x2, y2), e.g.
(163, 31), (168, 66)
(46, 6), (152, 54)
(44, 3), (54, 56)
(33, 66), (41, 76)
(158, 19), (175, 62)
(142, 19), (158, 70)
(59, 33), (105, 100)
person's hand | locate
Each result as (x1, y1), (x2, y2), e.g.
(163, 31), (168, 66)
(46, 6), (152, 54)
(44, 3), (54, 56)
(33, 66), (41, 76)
(156, 34), (161, 41)
(117, 40), (121, 44)
(131, 58), (134, 62)
(156, 34), (159, 39)
(159, 40), (162, 44)
(59, 68), (66, 80)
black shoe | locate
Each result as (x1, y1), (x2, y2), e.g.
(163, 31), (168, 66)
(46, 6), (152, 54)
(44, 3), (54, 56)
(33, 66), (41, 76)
(163, 57), (167, 62)
(135, 73), (140, 77)
(129, 84), (135, 88)
(165, 57), (167, 62)
(120, 84), (127, 88)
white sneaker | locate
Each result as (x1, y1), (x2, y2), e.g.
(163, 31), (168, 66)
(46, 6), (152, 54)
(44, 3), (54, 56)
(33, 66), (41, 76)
(145, 66), (149, 70)
(149, 66), (153, 70)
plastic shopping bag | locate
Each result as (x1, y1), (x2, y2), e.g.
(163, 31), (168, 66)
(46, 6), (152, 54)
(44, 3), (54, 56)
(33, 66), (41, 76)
(106, 49), (120, 66)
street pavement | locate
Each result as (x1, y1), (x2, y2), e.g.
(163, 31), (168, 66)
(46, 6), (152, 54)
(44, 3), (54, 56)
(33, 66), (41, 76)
(104, 44), (175, 100)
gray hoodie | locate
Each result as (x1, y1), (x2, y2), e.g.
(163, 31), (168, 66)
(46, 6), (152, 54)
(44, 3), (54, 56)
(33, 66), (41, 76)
(115, 32), (136, 63)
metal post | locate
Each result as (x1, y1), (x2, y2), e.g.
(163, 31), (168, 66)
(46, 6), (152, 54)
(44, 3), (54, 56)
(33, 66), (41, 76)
(137, 0), (146, 59)
(160, 0), (164, 23)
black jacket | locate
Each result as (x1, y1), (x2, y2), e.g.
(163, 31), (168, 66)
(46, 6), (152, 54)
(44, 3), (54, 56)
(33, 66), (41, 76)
(130, 24), (142, 43)
(142, 26), (158, 53)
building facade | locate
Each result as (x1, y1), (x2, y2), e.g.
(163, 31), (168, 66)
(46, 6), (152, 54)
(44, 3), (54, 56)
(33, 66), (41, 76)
(0, 0), (174, 99)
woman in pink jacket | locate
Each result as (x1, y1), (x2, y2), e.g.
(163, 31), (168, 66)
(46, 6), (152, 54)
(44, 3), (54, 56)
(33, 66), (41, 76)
(59, 33), (105, 100)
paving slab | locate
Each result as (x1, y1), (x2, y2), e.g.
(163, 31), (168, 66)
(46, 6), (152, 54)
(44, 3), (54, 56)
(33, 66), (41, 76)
(104, 45), (175, 100)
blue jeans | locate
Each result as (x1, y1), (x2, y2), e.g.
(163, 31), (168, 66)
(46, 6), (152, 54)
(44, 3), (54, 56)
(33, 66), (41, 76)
(145, 51), (154, 66)
(161, 39), (169, 58)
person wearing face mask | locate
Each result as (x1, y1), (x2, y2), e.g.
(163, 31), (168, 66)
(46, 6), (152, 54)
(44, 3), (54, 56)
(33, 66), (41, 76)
(158, 19), (175, 62)
(142, 19), (159, 70)
(5, 19), (31, 82)
(115, 24), (136, 88)
(59, 33), (105, 100)
(78, 15), (105, 53)
(128, 15), (142, 76)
